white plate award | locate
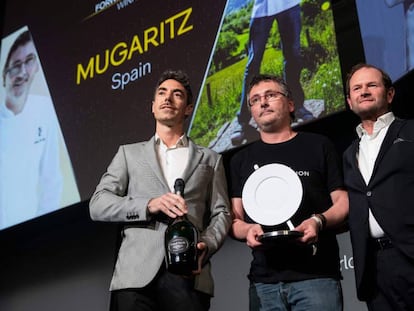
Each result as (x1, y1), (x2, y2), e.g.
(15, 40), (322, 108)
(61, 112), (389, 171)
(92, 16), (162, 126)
(242, 163), (304, 242)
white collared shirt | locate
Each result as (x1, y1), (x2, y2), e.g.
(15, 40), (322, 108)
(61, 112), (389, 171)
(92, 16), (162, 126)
(356, 112), (395, 238)
(155, 134), (189, 192)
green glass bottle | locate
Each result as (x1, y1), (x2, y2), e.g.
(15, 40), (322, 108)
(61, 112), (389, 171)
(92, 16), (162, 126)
(164, 179), (198, 275)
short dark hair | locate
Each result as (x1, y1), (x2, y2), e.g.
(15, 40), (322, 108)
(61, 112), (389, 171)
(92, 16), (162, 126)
(247, 74), (295, 120)
(345, 63), (393, 96)
(3, 30), (33, 84)
(248, 74), (292, 100)
(155, 69), (193, 106)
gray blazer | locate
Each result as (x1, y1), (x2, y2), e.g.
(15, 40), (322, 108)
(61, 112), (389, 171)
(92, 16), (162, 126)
(89, 136), (232, 296)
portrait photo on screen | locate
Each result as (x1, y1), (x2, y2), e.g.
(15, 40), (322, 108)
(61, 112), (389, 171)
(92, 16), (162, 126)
(187, 0), (345, 153)
(0, 26), (81, 230)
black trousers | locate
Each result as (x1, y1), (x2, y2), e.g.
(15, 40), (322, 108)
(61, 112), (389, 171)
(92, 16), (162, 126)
(110, 267), (211, 311)
(366, 246), (414, 311)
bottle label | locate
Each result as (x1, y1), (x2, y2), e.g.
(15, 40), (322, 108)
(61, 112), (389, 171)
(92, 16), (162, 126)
(168, 236), (189, 254)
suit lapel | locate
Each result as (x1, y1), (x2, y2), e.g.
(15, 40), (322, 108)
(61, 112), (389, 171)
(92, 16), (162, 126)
(143, 136), (204, 190)
(144, 136), (170, 192)
(182, 139), (203, 182)
(349, 139), (367, 187)
(370, 119), (404, 183)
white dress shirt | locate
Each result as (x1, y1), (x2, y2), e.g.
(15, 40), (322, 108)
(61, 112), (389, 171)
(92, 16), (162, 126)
(155, 134), (189, 192)
(356, 111), (395, 238)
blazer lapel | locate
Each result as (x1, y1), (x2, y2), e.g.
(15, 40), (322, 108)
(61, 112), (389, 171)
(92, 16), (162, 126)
(349, 139), (367, 187)
(143, 136), (170, 192)
(182, 139), (203, 182)
(370, 119), (404, 182)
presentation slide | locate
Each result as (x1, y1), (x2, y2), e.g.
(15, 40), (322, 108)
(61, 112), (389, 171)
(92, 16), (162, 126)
(188, 0), (345, 153)
(0, 0), (352, 230)
(0, 0), (228, 230)
(0, 26), (80, 230)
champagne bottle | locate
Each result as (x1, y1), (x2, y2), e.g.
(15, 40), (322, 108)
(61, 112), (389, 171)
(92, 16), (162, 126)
(164, 178), (199, 275)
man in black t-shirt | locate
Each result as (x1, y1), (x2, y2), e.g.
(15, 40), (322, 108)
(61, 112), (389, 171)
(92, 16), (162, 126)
(228, 74), (348, 311)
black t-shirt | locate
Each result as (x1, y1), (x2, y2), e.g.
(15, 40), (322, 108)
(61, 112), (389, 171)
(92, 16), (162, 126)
(229, 132), (344, 283)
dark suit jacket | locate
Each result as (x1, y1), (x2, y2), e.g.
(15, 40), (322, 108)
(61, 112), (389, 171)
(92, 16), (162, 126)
(89, 136), (232, 296)
(343, 118), (414, 300)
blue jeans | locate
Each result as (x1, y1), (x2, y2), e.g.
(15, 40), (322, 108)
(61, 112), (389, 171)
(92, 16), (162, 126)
(238, 4), (304, 124)
(249, 278), (343, 311)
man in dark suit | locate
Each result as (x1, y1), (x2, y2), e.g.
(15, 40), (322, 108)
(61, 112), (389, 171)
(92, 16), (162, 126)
(343, 63), (414, 311)
(89, 69), (232, 311)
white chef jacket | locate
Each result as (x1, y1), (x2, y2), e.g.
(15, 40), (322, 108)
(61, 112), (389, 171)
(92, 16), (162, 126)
(0, 94), (63, 229)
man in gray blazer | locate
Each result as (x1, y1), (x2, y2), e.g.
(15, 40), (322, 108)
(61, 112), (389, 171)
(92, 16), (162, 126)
(89, 69), (232, 311)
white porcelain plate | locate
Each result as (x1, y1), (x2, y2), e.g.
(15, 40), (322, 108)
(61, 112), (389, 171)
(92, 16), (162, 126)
(242, 163), (303, 226)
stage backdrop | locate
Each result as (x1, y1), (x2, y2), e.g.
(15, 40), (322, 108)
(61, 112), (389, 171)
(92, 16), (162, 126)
(1, 0), (351, 229)
(0, 1), (372, 310)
